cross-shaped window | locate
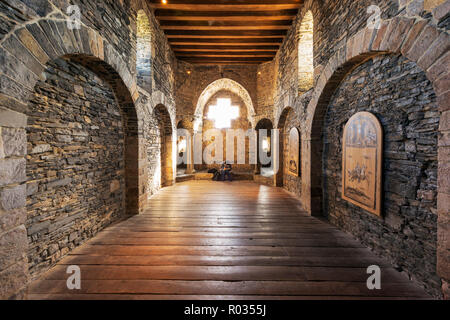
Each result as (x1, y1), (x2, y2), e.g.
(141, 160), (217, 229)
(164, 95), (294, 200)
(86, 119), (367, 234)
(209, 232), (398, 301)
(207, 98), (240, 129)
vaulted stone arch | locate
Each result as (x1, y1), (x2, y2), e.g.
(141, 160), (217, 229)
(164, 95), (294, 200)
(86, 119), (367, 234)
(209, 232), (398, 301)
(194, 78), (256, 130)
(301, 16), (449, 294)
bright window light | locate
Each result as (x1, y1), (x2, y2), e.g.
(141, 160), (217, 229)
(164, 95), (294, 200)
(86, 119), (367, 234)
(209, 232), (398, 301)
(208, 98), (239, 129)
(178, 138), (186, 153)
(262, 138), (269, 152)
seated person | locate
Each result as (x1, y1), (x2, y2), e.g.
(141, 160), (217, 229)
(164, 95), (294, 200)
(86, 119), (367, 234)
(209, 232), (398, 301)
(220, 161), (233, 181)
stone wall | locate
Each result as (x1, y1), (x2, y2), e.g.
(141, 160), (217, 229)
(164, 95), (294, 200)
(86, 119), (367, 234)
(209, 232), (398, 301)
(0, 0), (178, 298)
(26, 58), (126, 278)
(266, 0), (449, 298)
(323, 54), (440, 297)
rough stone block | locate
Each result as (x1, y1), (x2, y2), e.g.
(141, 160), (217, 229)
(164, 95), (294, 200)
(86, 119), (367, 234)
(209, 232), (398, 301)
(440, 111), (450, 131)
(400, 20), (428, 56)
(25, 23), (58, 60)
(15, 28), (49, 65)
(434, 72), (450, 95)
(1, 35), (44, 77)
(417, 31), (450, 71)
(0, 94), (28, 116)
(405, 24), (440, 62)
(443, 279), (450, 300)
(110, 179), (120, 193)
(1, 127), (26, 157)
(0, 207), (26, 233)
(437, 212), (450, 279)
(438, 162), (450, 194)
(406, 0), (425, 16)
(425, 0), (447, 11)
(0, 184), (26, 211)
(0, 47), (39, 91)
(432, 0), (450, 20)
(438, 192), (450, 215)
(384, 18), (415, 52)
(0, 258), (28, 300)
(371, 20), (390, 51)
(437, 91), (450, 112)
(0, 158), (26, 186)
(0, 225), (28, 270)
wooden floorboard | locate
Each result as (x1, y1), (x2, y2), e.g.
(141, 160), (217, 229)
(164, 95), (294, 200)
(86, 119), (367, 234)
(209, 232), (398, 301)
(27, 181), (429, 299)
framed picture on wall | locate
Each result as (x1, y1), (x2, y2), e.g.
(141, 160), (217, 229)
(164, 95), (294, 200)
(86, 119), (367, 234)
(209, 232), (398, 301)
(342, 112), (383, 217)
(288, 127), (300, 177)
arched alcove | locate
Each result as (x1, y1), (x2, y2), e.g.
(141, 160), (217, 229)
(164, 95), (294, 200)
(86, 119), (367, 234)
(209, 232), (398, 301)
(198, 90), (253, 173)
(275, 107), (295, 187)
(154, 104), (174, 188)
(177, 119), (194, 175)
(298, 10), (314, 94)
(255, 118), (274, 176)
(194, 78), (256, 130)
(26, 54), (139, 277)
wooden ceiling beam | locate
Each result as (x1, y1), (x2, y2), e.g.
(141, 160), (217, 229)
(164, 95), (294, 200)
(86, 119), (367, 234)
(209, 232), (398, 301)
(172, 46), (279, 51)
(164, 30), (286, 36)
(149, 4), (302, 12)
(170, 41), (282, 46)
(176, 52), (276, 57)
(161, 25), (291, 31)
(179, 56), (272, 61)
(183, 62), (263, 65)
(166, 35), (284, 39)
(159, 20), (292, 27)
(154, 9), (298, 21)
(147, 0), (302, 65)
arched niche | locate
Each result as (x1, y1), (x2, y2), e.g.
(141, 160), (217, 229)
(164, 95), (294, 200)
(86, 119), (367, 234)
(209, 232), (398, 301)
(154, 104), (174, 188)
(255, 118), (274, 176)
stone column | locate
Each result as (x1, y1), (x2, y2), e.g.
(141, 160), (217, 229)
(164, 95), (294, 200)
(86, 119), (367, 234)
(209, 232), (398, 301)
(0, 107), (29, 299)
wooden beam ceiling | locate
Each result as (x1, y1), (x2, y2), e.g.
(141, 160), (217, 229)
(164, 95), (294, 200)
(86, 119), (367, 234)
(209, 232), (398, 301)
(148, 0), (302, 65)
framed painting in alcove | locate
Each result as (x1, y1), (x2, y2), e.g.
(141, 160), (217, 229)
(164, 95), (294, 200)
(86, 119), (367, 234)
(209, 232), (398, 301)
(288, 127), (300, 177)
(342, 112), (383, 217)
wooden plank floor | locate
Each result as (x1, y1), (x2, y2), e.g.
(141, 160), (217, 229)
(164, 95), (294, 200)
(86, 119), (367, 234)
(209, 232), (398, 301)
(28, 181), (430, 300)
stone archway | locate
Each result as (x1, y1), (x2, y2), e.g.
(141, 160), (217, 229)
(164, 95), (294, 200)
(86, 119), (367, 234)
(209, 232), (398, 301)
(194, 78), (256, 130)
(301, 16), (449, 296)
(275, 107), (296, 187)
(177, 119), (194, 175)
(0, 19), (144, 299)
